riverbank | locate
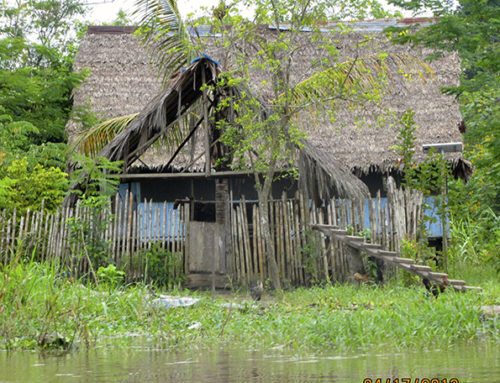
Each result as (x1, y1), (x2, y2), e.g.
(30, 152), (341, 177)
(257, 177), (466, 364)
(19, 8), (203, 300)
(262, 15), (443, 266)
(0, 261), (498, 352)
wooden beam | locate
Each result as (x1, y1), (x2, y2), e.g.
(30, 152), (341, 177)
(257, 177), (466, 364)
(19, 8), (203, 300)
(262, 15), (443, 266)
(164, 115), (205, 169)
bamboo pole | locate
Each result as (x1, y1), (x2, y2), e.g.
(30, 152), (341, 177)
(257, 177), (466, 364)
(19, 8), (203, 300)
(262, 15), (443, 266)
(251, 203), (258, 277)
(182, 203), (188, 276)
(111, 194), (119, 264)
(147, 199), (153, 250)
(236, 204), (246, 283)
(283, 198), (293, 284)
(277, 198), (285, 279)
(231, 201), (240, 281)
(240, 198), (252, 283)
(161, 201), (167, 251)
(18, 212), (26, 252)
(126, 191), (134, 267)
(293, 199), (303, 285)
(254, 204), (264, 282)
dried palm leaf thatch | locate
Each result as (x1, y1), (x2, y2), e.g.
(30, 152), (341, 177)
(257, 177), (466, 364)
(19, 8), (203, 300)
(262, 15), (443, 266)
(68, 24), (471, 182)
(97, 57), (220, 166)
(64, 57), (220, 206)
(299, 140), (369, 204)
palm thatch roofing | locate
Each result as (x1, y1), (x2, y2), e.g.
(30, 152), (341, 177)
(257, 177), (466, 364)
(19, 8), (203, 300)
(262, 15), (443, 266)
(96, 57), (220, 166)
(67, 20), (472, 199)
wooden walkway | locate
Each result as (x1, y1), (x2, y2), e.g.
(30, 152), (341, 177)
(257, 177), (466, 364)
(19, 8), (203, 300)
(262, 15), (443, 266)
(312, 224), (482, 292)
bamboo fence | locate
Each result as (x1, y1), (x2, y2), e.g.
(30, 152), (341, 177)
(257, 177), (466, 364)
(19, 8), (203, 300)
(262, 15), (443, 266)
(0, 191), (188, 284)
(229, 180), (424, 286)
(0, 178), (424, 286)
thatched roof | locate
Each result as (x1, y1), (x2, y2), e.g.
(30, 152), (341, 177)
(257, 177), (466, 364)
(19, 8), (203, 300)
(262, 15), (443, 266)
(68, 20), (471, 188)
(97, 57), (220, 166)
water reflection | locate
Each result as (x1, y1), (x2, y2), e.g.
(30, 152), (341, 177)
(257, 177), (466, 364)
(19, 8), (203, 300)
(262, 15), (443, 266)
(0, 342), (498, 382)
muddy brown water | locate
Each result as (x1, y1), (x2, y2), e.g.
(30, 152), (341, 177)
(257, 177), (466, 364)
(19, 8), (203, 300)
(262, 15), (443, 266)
(0, 342), (499, 382)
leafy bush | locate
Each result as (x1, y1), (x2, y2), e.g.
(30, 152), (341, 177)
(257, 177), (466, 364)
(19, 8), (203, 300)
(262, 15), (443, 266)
(0, 158), (68, 215)
(131, 243), (185, 288)
(97, 264), (125, 289)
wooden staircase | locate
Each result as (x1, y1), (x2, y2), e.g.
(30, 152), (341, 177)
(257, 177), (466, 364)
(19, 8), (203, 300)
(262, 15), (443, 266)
(312, 224), (482, 292)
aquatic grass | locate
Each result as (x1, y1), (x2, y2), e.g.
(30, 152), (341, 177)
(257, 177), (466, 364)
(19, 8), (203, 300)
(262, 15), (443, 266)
(0, 257), (498, 353)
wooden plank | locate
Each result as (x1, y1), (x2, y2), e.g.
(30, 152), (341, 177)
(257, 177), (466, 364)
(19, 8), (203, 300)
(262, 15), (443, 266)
(448, 279), (466, 286)
(428, 271), (448, 278)
(412, 265), (432, 272)
(463, 286), (482, 291)
(378, 250), (398, 257)
(392, 257), (415, 264)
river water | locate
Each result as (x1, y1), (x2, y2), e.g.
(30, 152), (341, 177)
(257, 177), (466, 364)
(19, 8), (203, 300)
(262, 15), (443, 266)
(0, 342), (499, 382)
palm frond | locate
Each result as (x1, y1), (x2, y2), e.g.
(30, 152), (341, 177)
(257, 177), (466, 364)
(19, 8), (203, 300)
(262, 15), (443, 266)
(73, 113), (138, 158)
(286, 53), (435, 105)
(134, 0), (199, 85)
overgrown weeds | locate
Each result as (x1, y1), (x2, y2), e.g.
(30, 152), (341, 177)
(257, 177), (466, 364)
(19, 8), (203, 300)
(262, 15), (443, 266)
(1, 253), (497, 353)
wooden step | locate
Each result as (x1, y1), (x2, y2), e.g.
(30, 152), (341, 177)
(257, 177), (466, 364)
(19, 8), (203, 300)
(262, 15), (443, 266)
(463, 286), (482, 291)
(363, 243), (382, 249)
(363, 247), (380, 256)
(428, 272), (448, 278)
(398, 263), (413, 271)
(393, 257), (415, 264)
(345, 235), (364, 241)
(380, 255), (397, 263)
(378, 250), (398, 257)
(412, 265), (432, 272)
(448, 279), (466, 286)
(331, 230), (349, 236)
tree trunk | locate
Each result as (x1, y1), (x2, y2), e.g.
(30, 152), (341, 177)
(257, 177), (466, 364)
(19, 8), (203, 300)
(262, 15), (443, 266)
(257, 188), (281, 290)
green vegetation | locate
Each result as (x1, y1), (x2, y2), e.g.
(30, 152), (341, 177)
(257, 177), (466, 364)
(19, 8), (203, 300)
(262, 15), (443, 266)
(387, 0), (500, 272)
(0, 251), (497, 352)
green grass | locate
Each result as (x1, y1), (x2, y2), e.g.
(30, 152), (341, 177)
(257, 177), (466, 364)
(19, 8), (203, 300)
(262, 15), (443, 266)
(0, 258), (498, 353)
